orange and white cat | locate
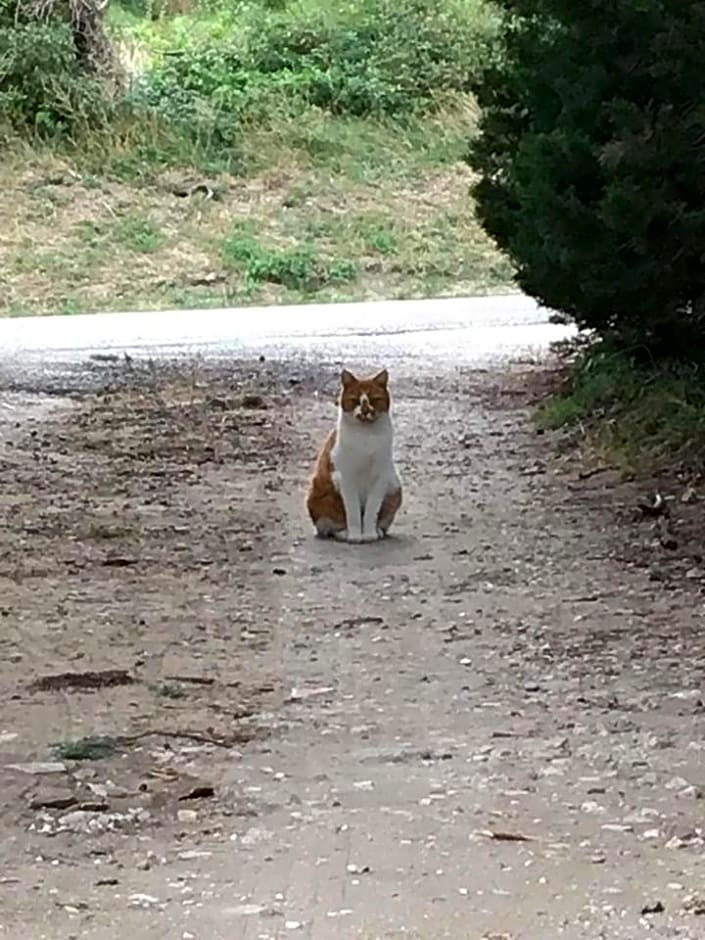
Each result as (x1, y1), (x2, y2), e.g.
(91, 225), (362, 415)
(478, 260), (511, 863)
(307, 368), (402, 542)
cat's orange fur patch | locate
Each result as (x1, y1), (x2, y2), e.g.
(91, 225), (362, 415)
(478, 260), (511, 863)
(306, 428), (347, 533)
(306, 370), (402, 538)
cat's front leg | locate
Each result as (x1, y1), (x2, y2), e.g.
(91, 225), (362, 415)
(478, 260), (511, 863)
(339, 479), (363, 543)
(361, 479), (388, 542)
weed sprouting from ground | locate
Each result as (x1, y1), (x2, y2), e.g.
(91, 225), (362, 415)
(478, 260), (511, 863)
(154, 682), (187, 699)
(54, 735), (119, 761)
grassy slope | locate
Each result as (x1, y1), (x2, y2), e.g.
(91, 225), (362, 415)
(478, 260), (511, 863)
(0, 4), (513, 317)
(537, 344), (705, 475)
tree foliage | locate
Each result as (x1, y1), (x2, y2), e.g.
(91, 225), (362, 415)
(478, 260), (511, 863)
(469, 0), (705, 358)
(0, 0), (118, 136)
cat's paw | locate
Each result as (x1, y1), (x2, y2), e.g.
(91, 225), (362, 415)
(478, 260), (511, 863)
(346, 530), (364, 544)
(361, 530), (381, 543)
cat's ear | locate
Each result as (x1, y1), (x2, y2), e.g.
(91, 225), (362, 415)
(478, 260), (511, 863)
(372, 368), (389, 388)
(340, 368), (356, 387)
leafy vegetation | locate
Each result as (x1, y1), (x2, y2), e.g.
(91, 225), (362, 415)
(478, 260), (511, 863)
(469, 0), (705, 361)
(0, 0), (511, 315)
(131, 0), (493, 134)
(469, 0), (705, 467)
(54, 734), (118, 760)
(537, 343), (705, 474)
(222, 229), (356, 292)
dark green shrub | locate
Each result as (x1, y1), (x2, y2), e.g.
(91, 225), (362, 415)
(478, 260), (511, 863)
(469, 0), (705, 359)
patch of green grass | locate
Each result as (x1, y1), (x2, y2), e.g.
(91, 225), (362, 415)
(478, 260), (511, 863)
(239, 98), (477, 181)
(54, 735), (118, 761)
(222, 230), (357, 292)
(76, 220), (106, 243)
(153, 682), (187, 699)
(359, 219), (399, 256)
(112, 213), (167, 253)
(57, 296), (85, 315)
(282, 183), (312, 209)
(537, 344), (705, 473)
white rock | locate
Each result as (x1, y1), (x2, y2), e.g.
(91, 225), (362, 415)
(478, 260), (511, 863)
(228, 904), (264, 916)
(128, 893), (160, 908)
(240, 827), (272, 846)
(678, 785), (701, 800)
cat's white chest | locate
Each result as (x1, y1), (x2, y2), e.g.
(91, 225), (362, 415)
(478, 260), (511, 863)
(331, 415), (397, 498)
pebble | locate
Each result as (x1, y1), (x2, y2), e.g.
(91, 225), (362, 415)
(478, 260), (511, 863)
(678, 785), (701, 800)
(240, 827), (273, 846)
(177, 809), (198, 823)
(128, 893), (160, 908)
(581, 801), (606, 815)
(229, 904), (264, 916)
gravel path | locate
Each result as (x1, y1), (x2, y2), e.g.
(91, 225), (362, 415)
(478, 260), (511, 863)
(0, 355), (703, 940)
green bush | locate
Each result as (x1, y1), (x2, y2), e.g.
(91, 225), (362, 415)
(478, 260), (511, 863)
(469, 0), (705, 359)
(136, 0), (496, 127)
(0, 13), (110, 136)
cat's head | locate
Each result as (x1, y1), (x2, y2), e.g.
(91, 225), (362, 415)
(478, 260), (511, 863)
(338, 368), (390, 423)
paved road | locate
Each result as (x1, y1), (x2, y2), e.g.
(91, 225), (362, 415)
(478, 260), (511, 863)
(0, 295), (571, 376)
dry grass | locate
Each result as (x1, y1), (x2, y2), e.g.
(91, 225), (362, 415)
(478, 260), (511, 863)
(0, 105), (513, 316)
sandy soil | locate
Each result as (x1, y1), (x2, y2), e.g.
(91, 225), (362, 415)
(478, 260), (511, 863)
(1, 355), (704, 940)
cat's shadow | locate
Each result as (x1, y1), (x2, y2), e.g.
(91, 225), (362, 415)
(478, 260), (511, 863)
(310, 531), (413, 552)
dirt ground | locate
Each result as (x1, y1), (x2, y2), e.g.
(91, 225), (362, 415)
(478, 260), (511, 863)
(1, 355), (705, 940)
